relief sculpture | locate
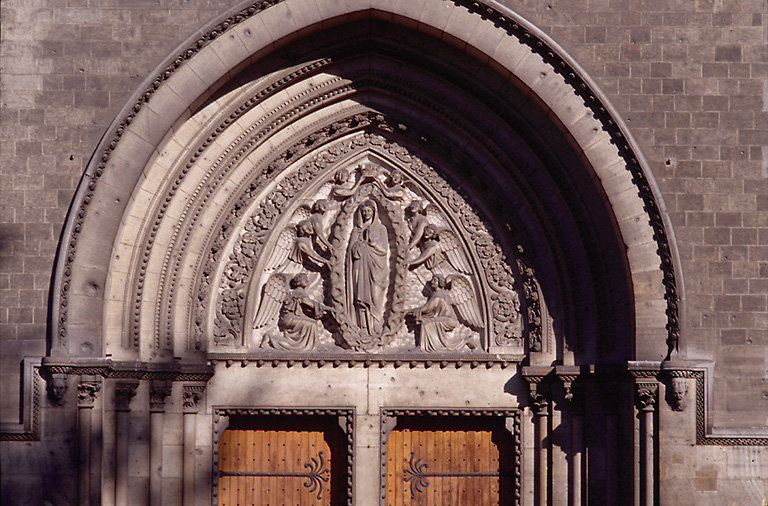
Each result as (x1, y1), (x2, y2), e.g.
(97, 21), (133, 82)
(347, 200), (389, 336)
(408, 274), (483, 352)
(254, 273), (335, 351)
(216, 141), (526, 355)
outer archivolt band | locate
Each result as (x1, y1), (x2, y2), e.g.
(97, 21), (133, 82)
(53, 0), (679, 360)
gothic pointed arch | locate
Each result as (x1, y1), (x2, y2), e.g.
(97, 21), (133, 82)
(35, 1), (695, 502)
(50, 0), (681, 367)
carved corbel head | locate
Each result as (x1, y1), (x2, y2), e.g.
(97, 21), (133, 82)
(47, 374), (68, 405)
(660, 362), (692, 412)
(669, 376), (688, 411)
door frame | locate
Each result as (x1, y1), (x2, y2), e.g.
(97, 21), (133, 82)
(380, 408), (522, 506)
(212, 407), (355, 506)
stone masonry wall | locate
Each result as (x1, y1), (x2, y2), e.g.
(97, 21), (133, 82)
(1, 0), (767, 502)
(503, 0), (768, 432)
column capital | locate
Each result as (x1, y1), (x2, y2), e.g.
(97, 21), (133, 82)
(115, 380), (139, 412)
(77, 376), (102, 408)
(150, 380), (173, 412)
(634, 381), (658, 412)
(182, 383), (205, 414)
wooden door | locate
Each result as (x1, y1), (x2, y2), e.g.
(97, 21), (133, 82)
(385, 416), (516, 505)
(218, 415), (346, 506)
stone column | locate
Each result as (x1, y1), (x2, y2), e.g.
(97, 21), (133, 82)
(563, 378), (582, 506)
(149, 380), (172, 506)
(182, 384), (205, 506)
(530, 392), (549, 506)
(114, 381), (138, 506)
(635, 381), (657, 506)
(77, 377), (102, 506)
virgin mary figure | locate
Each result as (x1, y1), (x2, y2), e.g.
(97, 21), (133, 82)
(346, 200), (389, 336)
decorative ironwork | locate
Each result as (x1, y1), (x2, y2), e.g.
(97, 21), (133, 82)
(219, 451), (329, 499)
(403, 451), (514, 499)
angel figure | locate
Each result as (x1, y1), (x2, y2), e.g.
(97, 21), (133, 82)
(308, 199), (332, 252)
(254, 273), (334, 351)
(405, 201), (429, 251)
(330, 167), (365, 200)
(375, 170), (407, 201)
(263, 219), (330, 273)
(407, 224), (472, 276)
(408, 274), (483, 352)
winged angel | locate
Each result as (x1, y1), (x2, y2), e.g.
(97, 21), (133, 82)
(407, 223), (472, 279)
(250, 204), (334, 351)
(408, 274), (483, 352)
(261, 217), (329, 274)
(253, 273), (334, 351)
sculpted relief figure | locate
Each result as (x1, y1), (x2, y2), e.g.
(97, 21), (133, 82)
(408, 274), (483, 352)
(347, 200), (389, 336)
(308, 199), (332, 253)
(330, 167), (365, 200)
(264, 219), (330, 274)
(405, 200), (429, 251)
(375, 169), (407, 201)
(408, 224), (472, 277)
(254, 273), (334, 351)
(231, 155), (523, 355)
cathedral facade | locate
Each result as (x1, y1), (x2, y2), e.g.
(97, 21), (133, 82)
(2, 0), (768, 504)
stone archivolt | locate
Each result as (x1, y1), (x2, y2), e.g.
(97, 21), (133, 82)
(102, 30), (609, 365)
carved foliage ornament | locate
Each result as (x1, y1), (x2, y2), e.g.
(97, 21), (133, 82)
(206, 130), (527, 355)
(77, 381), (101, 408)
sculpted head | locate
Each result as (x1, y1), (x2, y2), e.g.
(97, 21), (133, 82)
(297, 220), (314, 237)
(48, 375), (68, 403)
(670, 377), (688, 410)
(291, 273), (309, 289)
(334, 168), (349, 184)
(389, 170), (404, 185)
(423, 224), (438, 240)
(429, 274), (446, 292)
(312, 199), (329, 214)
(406, 201), (424, 217)
(360, 201), (376, 222)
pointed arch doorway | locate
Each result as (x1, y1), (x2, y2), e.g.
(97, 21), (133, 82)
(46, 1), (680, 504)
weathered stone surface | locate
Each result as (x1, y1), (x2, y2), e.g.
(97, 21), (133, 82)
(2, 0), (768, 503)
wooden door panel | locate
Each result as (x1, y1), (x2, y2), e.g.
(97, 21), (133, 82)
(219, 415), (344, 506)
(386, 417), (514, 505)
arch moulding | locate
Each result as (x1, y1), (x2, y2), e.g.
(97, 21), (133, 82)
(49, 0), (682, 365)
(15, 2), (715, 504)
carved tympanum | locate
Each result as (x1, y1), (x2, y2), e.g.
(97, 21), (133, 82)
(211, 135), (527, 355)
